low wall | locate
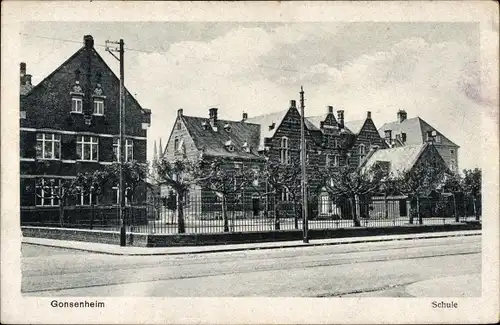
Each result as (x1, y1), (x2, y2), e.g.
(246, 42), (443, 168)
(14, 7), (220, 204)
(146, 222), (481, 247)
(22, 226), (149, 247)
(22, 222), (481, 247)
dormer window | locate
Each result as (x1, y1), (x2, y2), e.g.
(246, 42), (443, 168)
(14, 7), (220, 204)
(224, 124), (231, 132)
(93, 98), (104, 115)
(225, 140), (234, 152)
(242, 141), (251, 153)
(71, 97), (83, 113)
(201, 121), (209, 129)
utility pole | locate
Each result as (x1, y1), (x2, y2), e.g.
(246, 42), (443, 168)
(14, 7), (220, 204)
(300, 86), (309, 243)
(106, 39), (126, 247)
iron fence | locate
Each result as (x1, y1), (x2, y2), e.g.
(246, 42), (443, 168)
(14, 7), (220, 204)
(21, 195), (481, 234)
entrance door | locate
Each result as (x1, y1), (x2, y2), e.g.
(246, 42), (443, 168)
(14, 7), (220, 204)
(252, 197), (260, 217)
(399, 199), (407, 217)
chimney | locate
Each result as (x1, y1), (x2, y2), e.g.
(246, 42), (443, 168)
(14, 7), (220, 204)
(384, 130), (392, 142)
(327, 106), (333, 114)
(84, 35), (94, 49)
(20, 62), (26, 85)
(367, 111), (372, 119)
(25, 74), (32, 86)
(337, 110), (344, 129)
(242, 112), (248, 121)
(177, 108), (183, 117)
(209, 107), (218, 125)
(397, 109), (407, 123)
(290, 100), (296, 108)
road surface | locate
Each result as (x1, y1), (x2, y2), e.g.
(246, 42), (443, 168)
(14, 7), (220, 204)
(21, 235), (481, 297)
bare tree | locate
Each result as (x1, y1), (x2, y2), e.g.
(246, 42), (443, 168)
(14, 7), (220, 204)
(152, 156), (205, 233)
(262, 158), (302, 230)
(394, 159), (447, 224)
(463, 168), (481, 220)
(323, 164), (385, 227)
(73, 170), (109, 229)
(196, 158), (256, 232)
(34, 178), (78, 227)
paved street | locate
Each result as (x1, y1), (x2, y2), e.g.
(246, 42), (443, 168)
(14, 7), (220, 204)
(21, 235), (481, 297)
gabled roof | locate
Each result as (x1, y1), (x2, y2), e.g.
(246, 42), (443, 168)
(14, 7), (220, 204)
(245, 109), (289, 149)
(361, 144), (427, 175)
(378, 117), (459, 147)
(344, 119), (366, 135)
(181, 115), (263, 160)
(305, 114), (327, 129)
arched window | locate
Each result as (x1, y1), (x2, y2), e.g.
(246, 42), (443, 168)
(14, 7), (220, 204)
(280, 137), (289, 164)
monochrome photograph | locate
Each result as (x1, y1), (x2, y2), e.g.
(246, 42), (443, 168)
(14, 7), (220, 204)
(1, 1), (498, 324)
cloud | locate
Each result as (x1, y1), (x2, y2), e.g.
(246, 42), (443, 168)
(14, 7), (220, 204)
(120, 26), (491, 171)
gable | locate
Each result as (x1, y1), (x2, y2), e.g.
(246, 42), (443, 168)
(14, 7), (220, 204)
(20, 43), (147, 137)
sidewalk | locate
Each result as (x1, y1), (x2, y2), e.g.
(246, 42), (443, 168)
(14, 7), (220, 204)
(22, 230), (481, 256)
(406, 274), (481, 297)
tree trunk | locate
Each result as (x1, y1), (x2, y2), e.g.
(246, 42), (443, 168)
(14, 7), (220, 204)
(90, 199), (95, 230)
(453, 195), (458, 222)
(176, 192), (186, 233)
(384, 192), (389, 219)
(274, 196), (280, 230)
(351, 195), (360, 227)
(222, 195), (229, 232)
(417, 195), (423, 225)
(473, 197), (478, 220)
(293, 201), (299, 229)
(59, 204), (64, 228)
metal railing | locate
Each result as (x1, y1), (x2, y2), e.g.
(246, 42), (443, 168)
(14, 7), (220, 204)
(21, 195), (481, 234)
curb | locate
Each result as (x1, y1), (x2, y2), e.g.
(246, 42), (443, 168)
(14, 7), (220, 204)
(22, 231), (481, 256)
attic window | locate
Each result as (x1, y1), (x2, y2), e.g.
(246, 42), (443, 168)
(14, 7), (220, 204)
(224, 124), (231, 132)
(201, 121), (209, 129)
(225, 140), (234, 152)
(242, 141), (250, 153)
(71, 97), (83, 113)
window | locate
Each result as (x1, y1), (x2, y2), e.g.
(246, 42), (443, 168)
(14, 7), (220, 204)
(35, 178), (59, 207)
(281, 188), (291, 201)
(234, 162), (243, 169)
(174, 138), (179, 151)
(176, 122), (181, 130)
(280, 137), (289, 164)
(36, 133), (61, 159)
(113, 186), (130, 206)
(113, 138), (133, 162)
(333, 138), (339, 148)
(77, 187), (98, 206)
(450, 159), (456, 172)
(71, 97), (83, 113)
(93, 99), (104, 115)
(326, 154), (331, 167)
(252, 167), (259, 186)
(359, 144), (366, 162)
(333, 155), (340, 167)
(77, 136), (99, 161)
(450, 149), (455, 155)
(435, 135), (441, 143)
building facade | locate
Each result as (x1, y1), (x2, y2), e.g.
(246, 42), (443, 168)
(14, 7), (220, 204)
(378, 110), (460, 173)
(162, 98), (387, 219)
(20, 35), (151, 226)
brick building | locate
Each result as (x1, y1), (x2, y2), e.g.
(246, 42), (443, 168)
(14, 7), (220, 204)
(162, 98), (387, 218)
(20, 35), (151, 225)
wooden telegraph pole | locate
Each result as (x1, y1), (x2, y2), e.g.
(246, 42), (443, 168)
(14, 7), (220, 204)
(300, 86), (309, 243)
(106, 39), (126, 246)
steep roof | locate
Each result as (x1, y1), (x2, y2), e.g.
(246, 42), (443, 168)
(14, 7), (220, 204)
(181, 115), (263, 161)
(245, 109), (289, 149)
(344, 119), (366, 135)
(378, 117), (459, 147)
(305, 114), (327, 130)
(361, 144), (426, 175)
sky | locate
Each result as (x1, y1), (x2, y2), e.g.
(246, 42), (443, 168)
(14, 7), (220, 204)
(20, 21), (495, 170)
